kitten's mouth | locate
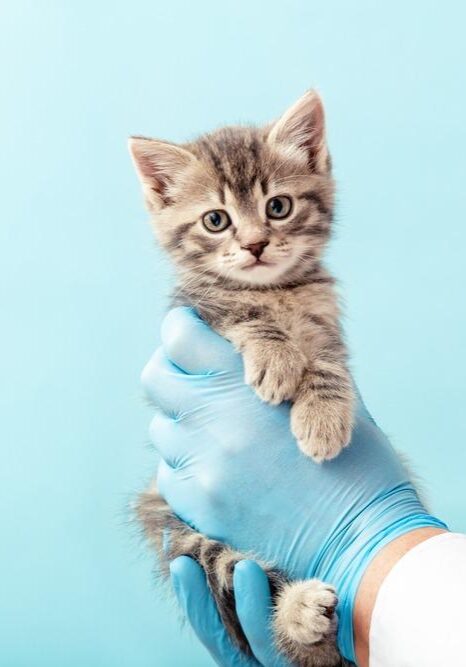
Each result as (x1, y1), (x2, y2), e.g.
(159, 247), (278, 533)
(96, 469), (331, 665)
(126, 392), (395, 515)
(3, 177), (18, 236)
(242, 258), (275, 270)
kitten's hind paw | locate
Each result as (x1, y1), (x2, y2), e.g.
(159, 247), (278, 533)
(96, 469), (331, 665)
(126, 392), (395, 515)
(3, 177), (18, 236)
(274, 579), (338, 648)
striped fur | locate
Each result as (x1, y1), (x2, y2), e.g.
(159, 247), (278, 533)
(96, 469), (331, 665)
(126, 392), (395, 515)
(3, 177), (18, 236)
(137, 491), (349, 667)
(131, 91), (355, 665)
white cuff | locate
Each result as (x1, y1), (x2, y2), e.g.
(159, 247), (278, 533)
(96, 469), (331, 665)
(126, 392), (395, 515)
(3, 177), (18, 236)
(369, 532), (466, 667)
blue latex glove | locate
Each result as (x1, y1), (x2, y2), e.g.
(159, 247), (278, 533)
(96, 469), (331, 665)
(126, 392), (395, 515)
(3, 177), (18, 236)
(170, 557), (292, 667)
(143, 307), (446, 662)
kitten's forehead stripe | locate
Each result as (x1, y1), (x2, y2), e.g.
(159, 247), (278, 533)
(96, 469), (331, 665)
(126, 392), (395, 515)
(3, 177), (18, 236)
(260, 178), (269, 196)
(192, 127), (267, 205)
(197, 139), (231, 190)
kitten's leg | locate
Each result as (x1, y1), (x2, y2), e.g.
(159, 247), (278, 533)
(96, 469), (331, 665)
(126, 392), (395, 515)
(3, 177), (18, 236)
(273, 580), (342, 667)
(291, 347), (354, 462)
(224, 321), (307, 405)
(138, 490), (346, 666)
(137, 489), (255, 655)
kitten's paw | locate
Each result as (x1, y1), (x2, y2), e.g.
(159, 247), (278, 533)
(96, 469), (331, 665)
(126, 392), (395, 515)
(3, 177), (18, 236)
(244, 344), (305, 405)
(291, 395), (353, 462)
(274, 580), (338, 647)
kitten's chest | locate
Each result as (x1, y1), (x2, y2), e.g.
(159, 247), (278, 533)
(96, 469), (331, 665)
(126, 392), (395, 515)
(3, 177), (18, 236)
(226, 285), (336, 335)
(260, 291), (309, 332)
(179, 279), (338, 341)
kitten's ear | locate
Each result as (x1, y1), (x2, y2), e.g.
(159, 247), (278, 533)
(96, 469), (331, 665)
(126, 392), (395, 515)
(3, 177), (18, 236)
(128, 136), (196, 210)
(267, 90), (329, 173)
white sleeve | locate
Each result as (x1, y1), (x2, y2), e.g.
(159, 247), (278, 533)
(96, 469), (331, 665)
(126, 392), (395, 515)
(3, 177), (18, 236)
(369, 532), (466, 667)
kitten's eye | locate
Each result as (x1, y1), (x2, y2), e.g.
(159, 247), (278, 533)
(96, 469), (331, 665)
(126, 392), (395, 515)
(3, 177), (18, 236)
(202, 210), (232, 233)
(266, 195), (292, 220)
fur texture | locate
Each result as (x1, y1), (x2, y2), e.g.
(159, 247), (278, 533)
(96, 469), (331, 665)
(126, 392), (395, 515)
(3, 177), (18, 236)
(137, 491), (350, 667)
(131, 90), (355, 666)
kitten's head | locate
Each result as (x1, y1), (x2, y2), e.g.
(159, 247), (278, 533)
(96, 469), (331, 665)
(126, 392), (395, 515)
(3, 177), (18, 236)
(129, 90), (334, 288)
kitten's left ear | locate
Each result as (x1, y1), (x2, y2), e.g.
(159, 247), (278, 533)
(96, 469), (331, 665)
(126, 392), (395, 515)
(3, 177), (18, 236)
(267, 90), (329, 173)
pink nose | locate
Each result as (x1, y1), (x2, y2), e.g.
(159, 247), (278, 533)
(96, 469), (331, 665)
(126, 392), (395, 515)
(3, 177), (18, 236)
(241, 241), (269, 259)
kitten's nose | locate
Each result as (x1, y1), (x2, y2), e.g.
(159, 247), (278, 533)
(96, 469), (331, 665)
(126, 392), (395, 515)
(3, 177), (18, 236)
(241, 241), (269, 259)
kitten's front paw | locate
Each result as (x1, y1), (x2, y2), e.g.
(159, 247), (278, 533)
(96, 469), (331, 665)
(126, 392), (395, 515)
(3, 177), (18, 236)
(291, 394), (353, 462)
(274, 580), (338, 647)
(244, 343), (305, 405)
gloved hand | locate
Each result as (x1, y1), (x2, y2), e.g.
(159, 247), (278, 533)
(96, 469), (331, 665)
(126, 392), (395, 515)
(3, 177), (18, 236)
(143, 307), (446, 662)
(170, 557), (292, 667)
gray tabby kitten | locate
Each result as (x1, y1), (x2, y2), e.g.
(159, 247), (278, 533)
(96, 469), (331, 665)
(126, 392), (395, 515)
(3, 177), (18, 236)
(130, 90), (354, 667)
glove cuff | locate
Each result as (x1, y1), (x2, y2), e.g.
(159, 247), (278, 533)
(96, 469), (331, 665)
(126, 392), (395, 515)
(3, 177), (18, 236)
(308, 483), (448, 662)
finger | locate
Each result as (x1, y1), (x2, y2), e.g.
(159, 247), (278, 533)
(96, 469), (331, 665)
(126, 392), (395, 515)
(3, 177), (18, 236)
(141, 347), (194, 416)
(161, 307), (241, 376)
(149, 410), (189, 469)
(234, 561), (291, 667)
(155, 460), (196, 531)
(170, 556), (257, 667)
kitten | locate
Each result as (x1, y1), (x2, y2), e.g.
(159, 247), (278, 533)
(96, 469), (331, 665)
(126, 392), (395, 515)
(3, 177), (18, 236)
(130, 90), (354, 666)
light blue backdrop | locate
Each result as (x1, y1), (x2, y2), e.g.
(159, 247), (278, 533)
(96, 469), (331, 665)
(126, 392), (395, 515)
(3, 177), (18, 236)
(1, 1), (465, 665)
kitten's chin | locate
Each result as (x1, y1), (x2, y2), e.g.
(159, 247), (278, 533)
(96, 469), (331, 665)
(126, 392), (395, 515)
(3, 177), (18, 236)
(225, 260), (299, 287)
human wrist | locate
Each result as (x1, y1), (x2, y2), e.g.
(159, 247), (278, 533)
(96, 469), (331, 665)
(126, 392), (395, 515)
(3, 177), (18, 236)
(352, 527), (448, 667)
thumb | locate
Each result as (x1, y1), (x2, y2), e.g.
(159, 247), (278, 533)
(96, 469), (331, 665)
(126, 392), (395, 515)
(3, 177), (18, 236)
(161, 307), (241, 376)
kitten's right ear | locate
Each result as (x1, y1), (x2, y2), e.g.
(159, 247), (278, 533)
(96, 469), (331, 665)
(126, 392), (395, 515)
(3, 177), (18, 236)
(128, 136), (195, 210)
(267, 90), (329, 173)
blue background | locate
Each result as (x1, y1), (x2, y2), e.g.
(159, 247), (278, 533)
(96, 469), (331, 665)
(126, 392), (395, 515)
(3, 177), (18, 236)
(1, 1), (465, 665)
